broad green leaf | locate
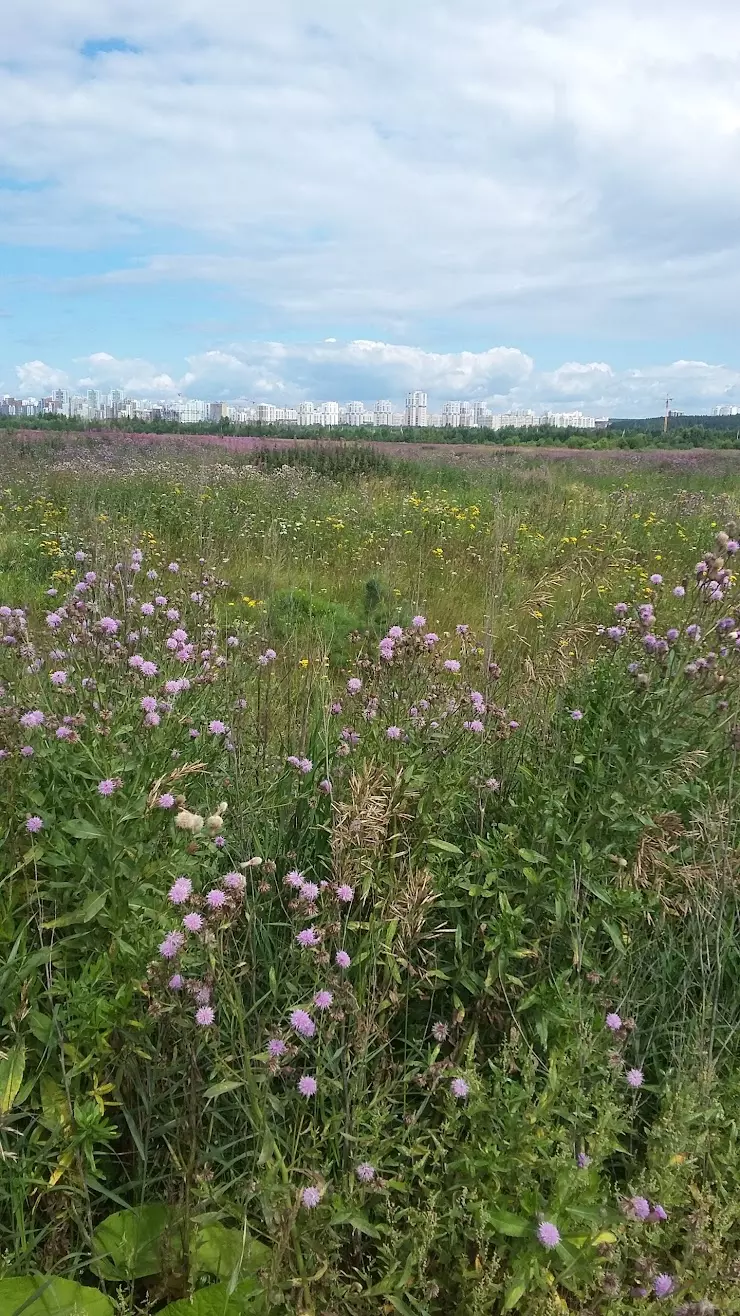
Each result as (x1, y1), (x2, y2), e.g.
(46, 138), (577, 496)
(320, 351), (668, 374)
(192, 1224), (270, 1280)
(427, 838), (463, 855)
(39, 1077), (71, 1134)
(27, 1010), (53, 1046)
(487, 1209), (529, 1237)
(0, 1041), (26, 1115)
(203, 1080), (244, 1100)
(82, 892), (108, 922)
(502, 1278), (527, 1311)
(90, 1204), (184, 1280)
(61, 819), (103, 841)
(158, 1279), (267, 1316)
(517, 848), (548, 864)
(330, 1209), (381, 1238)
(0, 1276), (113, 1316)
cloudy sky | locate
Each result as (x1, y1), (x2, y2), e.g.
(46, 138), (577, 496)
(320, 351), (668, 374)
(2, 0), (740, 416)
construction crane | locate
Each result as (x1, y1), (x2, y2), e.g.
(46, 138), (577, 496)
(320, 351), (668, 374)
(663, 396), (672, 435)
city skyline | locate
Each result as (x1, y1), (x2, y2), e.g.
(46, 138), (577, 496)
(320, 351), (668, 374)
(5, 383), (736, 428)
(2, 2), (740, 416)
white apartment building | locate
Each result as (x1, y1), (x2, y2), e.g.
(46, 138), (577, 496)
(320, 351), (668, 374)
(405, 391), (428, 426)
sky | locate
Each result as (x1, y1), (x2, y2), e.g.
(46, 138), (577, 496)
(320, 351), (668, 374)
(2, 0), (740, 417)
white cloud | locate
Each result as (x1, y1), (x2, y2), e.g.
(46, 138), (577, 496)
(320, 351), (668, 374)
(13, 339), (740, 416)
(0, 0), (739, 334)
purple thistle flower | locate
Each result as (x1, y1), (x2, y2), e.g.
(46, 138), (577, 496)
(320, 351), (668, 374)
(268, 1038), (287, 1057)
(159, 931), (184, 958)
(314, 990), (333, 1010)
(98, 616), (120, 635)
(673, 585), (686, 597)
(97, 778), (118, 796)
(168, 973), (184, 990)
(335, 950), (351, 969)
(299, 881), (320, 902)
(650, 573), (664, 585)
(158, 793), (176, 809)
(223, 871), (245, 891)
(652, 1203), (668, 1221)
(451, 1077), (469, 1100)
(463, 719), (484, 733)
(290, 1009), (316, 1038)
(140, 695), (157, 713)
(206, 888), (227, 909)
(195, 1005), (215, 1027)
(577, 1152), (591, 1168)
(537, 1221), (560, 1249)
(412, 614), (426, 628)
(424, 632), (439, 647)
(209, 719), (227, 735)
(432, 1021), (449, 1042)
(605, 1012), (622, 1031)
(336, 883), (354, 903)
(297, 927), (320, 947)
(20, 745), (34, 757)
(347, 677), (363, 694)
(356, 1162), (376, 1182)
(183, 911), (204, 933)
(50, 670), (68, 686)
(653, 1275), (673, 1299)
(140, 661), (158, 677)
(168, 877), (192, 904)
(386, 725), (402, 740)
(20, 710), (45, 729)
(26, 815), (44, 833)
(318, 777), (332, 793)
(145, 711), (161, 727)
(444, 659), (461, 673)
(569, 708), (584, 720)
(298, 1075), (317, 1097)
(302, 1186), (321, 1209)
(626, 1067), (644, 1089)
(631, 1196), (650, 1220)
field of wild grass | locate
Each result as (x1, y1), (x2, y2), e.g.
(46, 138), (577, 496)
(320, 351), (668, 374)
(1, 431), (740, 1316)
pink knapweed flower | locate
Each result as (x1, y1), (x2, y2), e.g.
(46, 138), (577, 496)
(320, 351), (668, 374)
(183, 911), (204, 933)
(168, 562), (180, 573)
(20, 745), (34, 757)
(140, 602), (154, 616)
(386, 725), (402, 740)
(26, 815), (44, 833)
(314, 990), (333, 1010)
(169, 877), (192, 904)
(168, 974), (184, 990)
(290, 1009), (316, 1038)
(159, 931), (184, 958)
(268, 1038), (287, 1057)
(570, 709), (583, 720)
(451, 1078), (469, 1100)
(412, 615), (426, 628)
(356, 1162), (376, 1182)
(206, 888), (227, 909)
(537, 1221), (560, 1249)
(140, 661), (158, 677)
(631, 1196), (650, 1220)
(299, 881), (320, 902)
(158, 793), (175, 809)
(605, 1012), (622, 1031)
(285, 868), (305, 888)
(302, 1186), (320, 1209)
(297, 927), (320, 947)
(444, 659), (461, 673)
(318, 778), (332, 794)
(387, 625), (403, 640)
(653, 1275), (673, 1298)
(223, 871), (245, 891)
(626, 1068), (644, 1088)
(347, 677), (363, 694)
(463, 719), (484, 733)
(209, 719), (227, 734)
(97, 778), (118, 796)
(20, 710), (45, 729)
(335, 950), (351, 968)
(336, 884), (354, 903)
(298, 1075), (317, 1097)
(195, 1005), (214, 1027)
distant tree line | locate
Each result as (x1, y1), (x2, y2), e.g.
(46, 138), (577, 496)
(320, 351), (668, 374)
(3, 413), (740, 449)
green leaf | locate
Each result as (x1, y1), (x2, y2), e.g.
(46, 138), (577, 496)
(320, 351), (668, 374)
(0, 1276), (113, 1316)
(0, 1041), (26, 1115)
(27, 1011), (53, 1046)
(203, 1080), (244, 1100)
(330, 1209), (382, 1238)
(517, 849), (548, 864)
(61, 819), (103, 840)
(90, 1204), (184, 1280)
(192, 1224), (271, 1280)
(502, 1278), (528, 1311)
(158, 1279), (267, 1316)
(81, 892), (108, 922)
(427, 839), (463, 855)
(487, 1209), (529, 1237)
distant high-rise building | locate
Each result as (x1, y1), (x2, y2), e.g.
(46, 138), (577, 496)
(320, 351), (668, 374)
(405, 391), (427, 427)
(459, 401), (475, 427)
(344, 401), (365, 425)
(374, 399), (394, 426)
(297, 401), (315, 425)
(442, 401), (461, 426)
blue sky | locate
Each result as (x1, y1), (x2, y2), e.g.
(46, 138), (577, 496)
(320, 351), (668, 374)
(2, 0), (740, 416)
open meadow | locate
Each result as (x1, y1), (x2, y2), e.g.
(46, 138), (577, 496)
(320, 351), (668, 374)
(2, 430), (740, 1316)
